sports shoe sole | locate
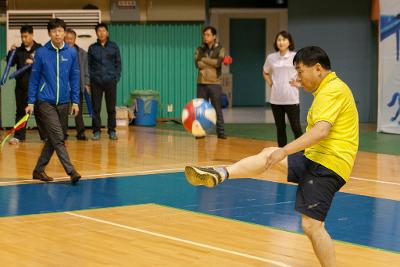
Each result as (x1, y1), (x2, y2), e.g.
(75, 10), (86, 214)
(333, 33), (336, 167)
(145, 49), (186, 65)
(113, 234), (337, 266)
(184, 166), (218, 188)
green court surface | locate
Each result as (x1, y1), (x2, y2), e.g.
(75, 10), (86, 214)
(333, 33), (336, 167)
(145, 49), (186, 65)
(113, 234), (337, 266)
(157, 122), (400, 156)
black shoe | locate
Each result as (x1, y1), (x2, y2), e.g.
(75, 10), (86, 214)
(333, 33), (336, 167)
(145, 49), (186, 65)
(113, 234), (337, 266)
(76, 135), (88, 141)
(195, 136), (205, 140)
(32, 170), (54, 182)
(69, 170), (81, 185)
(217, 134), (227, 139)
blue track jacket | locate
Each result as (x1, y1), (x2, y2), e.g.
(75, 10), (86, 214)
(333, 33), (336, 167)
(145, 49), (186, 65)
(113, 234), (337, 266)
(28, 41), (80, 105)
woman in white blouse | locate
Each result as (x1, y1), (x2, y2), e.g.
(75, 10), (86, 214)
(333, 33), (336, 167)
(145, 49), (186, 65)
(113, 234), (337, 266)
(263, 31), (302, 147)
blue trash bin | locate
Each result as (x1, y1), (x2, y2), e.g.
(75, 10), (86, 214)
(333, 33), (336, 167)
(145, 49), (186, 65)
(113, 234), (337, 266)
(135, 98), (158, 126)
(131, 90), (159, 126)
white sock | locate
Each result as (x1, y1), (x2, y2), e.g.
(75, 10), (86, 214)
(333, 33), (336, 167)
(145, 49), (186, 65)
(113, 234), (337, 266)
(214, 167), (228, 181)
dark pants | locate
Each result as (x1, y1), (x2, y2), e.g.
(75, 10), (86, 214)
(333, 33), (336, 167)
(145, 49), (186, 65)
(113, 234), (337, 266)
(288, 152), (345, 221)
(74, 91), (85, 137)
(91, 81), (117, 134)
(34, 101), (75, 175)
(14, 87), (46, 141)
(197, 84), (224, 136)
(271, 104), (303, 147)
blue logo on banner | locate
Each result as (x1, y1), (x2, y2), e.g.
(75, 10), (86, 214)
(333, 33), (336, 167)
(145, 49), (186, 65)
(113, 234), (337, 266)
(387, 92), (400, 124)
(381, 15), (400, 60)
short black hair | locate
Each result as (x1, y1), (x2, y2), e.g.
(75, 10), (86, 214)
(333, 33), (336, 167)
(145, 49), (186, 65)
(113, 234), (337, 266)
(66, 28), (76, 36)
(293, 46), (331, 70)
(20, 25), (33, 34)
(47, 18), (67, 32)
(95, 23), (108, 32)
(273, 30), (294, 51)
(202, 26), (217, 35)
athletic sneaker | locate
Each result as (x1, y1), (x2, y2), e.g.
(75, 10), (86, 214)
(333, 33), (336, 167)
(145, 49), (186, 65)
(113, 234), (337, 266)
(184, 166), (224, 188)
(109, 131), (118, 140)
(8, 137), (21, 145)
(92, 132), (101, 141)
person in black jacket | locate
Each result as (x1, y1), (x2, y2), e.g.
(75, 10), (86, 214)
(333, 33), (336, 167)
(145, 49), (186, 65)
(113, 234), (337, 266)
(6, 25), (45, 144)
(88, 23), (121, 140)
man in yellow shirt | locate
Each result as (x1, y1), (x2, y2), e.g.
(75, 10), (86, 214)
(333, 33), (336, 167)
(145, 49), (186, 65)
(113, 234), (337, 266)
(185, 46), (359, 267)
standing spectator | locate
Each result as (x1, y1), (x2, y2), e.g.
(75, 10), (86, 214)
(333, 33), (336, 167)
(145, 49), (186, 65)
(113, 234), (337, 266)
(7, 25), (45, 144)
(65, 28), (90, 141)
(194, 26), (226, 139)
(263, 31), (303, 147)
(26, 18), (81, 184)
(88, 23), (121, 140)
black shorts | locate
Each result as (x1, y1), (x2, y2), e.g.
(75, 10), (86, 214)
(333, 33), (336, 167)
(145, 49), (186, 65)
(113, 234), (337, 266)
(287, 152), (346, 221)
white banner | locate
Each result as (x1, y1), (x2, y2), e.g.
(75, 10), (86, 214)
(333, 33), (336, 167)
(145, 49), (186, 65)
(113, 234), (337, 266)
(378, 0), (400, 134)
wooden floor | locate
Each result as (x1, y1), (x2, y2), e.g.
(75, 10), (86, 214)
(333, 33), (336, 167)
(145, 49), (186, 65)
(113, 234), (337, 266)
(0, 126), (399, 266)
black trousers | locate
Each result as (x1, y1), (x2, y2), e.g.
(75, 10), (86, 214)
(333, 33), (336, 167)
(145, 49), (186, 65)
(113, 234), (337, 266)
(14, 87), (46, 141)
(74, 91), (85, 137)
(197, 84), (224, 136)
(91, 81), (117, 134)
(271, 104), (303, 147)
(34, 101), (75, 174)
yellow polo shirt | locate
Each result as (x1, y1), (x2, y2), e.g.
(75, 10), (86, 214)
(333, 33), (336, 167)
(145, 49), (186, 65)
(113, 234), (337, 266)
(304, 72), (359, 182)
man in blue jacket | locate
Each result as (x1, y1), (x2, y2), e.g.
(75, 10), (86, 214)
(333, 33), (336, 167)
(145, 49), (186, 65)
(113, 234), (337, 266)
(88, 23), (121, 140)
(25, 18), (81, 184)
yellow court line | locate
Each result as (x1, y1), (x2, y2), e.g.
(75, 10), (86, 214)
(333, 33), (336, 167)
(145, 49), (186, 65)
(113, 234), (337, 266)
(64, 211), (292, 267)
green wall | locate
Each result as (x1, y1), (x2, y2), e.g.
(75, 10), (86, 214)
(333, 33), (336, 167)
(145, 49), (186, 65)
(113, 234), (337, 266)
(0, 23), (5, 77)
(0, 23), (202, 126)
(109, 23), (202, 118)
(0, 24), (6, 127)
(230, 19), (265, 106)
(0, 24), (5, 56)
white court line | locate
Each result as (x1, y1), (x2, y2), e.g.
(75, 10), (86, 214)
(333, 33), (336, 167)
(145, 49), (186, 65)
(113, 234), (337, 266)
(349, 176), (400, 186)
(1, 167), (400, 186)
(0, 168), (184, 185)
(65, 211), (291, 267)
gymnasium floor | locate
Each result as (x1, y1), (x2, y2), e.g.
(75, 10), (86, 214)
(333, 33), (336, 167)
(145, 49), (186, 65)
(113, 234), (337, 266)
(0, 116), (399, 266)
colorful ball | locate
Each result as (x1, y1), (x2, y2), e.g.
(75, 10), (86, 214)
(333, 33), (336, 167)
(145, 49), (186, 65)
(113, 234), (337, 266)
(182, 98), (217, 137)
